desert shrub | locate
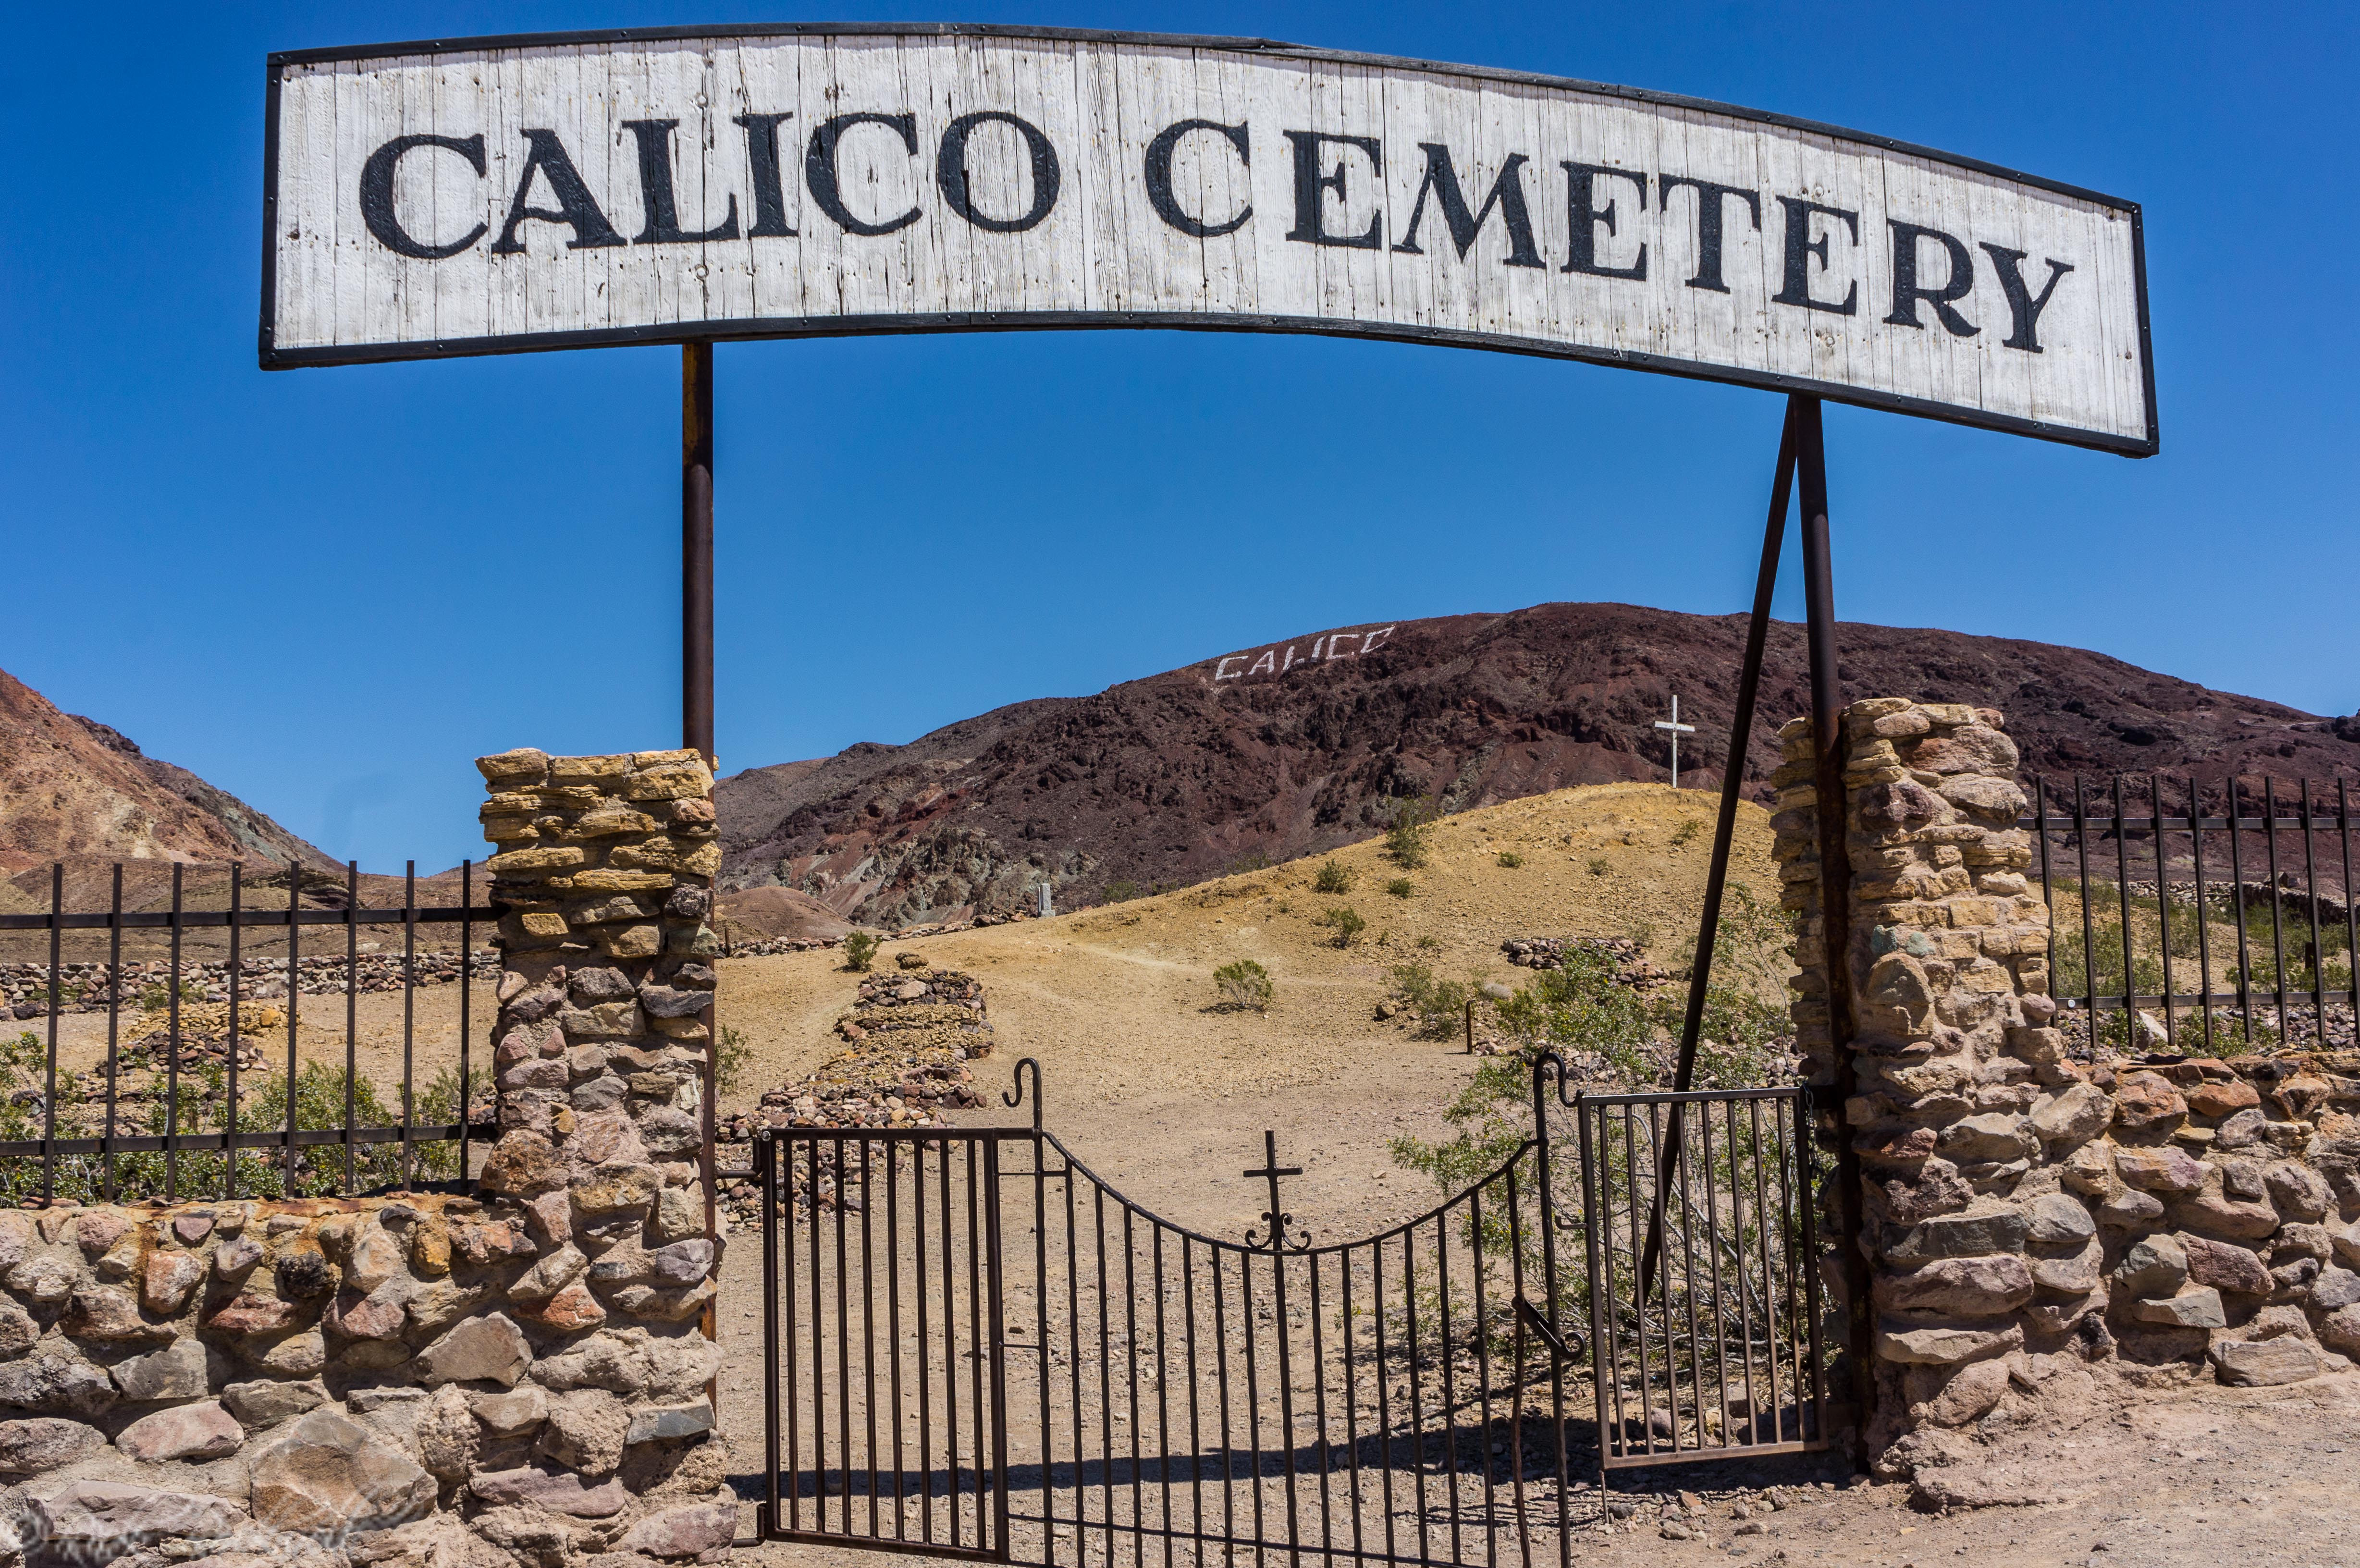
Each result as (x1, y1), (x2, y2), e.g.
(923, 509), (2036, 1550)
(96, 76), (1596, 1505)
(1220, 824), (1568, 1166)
(1414, 935), (1442, 953)
(1672, 819), (1702, 846)
(1587, 856), (1610, 876)
(1386, 799), (1437, 870)
(842, 931), (881, 971)
(1389, 964), (1473, 1041)
(1213, 959), (1275, 1012)
(0, 1042), (484, 1203)
(717, 1025), (754, 1097)
(1491, 946), (1659, 1081)
(1323, 906), (1366, 947)
(1386, 878), (1414, 899)
(1313, 859), (1352, 894)
(1496, 850), (1524, 868)
(1104, 880), (1141, 904)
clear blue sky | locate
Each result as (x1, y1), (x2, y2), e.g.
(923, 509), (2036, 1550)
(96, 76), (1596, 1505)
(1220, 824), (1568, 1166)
(2, 3), (2351, 874)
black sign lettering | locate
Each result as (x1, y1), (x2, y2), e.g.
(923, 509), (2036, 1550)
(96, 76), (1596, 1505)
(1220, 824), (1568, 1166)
(1979, 244), (2076, 353)
(936, 112), (1061, 233)
(359, 134), (487, 259)
(490, 130), (626, 254)
(1883, 221), (1979, 335)
(1391, 145), (1543, 268)
(805, 112), (922, 236)
(1144, 120), (1252, 238)
(1561, 163), (1648, 280)
(1658, 175), (1760, 294)
(1772, 196), (1858, 315)
(623, 120), (741, 245)
(734, 113), (798, 238)
(1282, 131), (1384, 249)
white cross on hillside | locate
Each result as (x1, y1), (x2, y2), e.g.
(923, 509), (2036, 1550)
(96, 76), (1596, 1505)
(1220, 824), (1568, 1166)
(1655, 696), (1696, 789)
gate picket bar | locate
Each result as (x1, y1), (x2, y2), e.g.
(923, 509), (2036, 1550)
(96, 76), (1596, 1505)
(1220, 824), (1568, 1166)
(756, 1058), (1830, 1568)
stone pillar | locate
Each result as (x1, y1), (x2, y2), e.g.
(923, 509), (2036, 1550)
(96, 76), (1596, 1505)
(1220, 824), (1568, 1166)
(470, 747), (734, 1561)
(1775, 700), (2360, 1489)
(1773, 700), (2058, 1458)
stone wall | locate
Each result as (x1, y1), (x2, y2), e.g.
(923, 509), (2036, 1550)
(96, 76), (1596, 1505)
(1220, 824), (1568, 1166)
(1773, 699), (2360, 1479)
(0, 748), (733, 1568)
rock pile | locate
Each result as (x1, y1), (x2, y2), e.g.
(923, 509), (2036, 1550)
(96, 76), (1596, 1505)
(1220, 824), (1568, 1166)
(1774, 698), (2360, 1484)
(4, 954), (498, 1020)
(1499, 936), (1667, 988)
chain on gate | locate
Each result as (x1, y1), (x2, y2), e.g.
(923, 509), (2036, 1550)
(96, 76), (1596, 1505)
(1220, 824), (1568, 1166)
(755, 1057), (1827, 1568)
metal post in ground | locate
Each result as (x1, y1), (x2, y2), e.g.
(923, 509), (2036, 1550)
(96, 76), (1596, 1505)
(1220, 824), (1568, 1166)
(1795, 396), (1875, 1457)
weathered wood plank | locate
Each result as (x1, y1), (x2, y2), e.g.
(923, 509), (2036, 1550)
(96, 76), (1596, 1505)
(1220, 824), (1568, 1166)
(264, 28), (2153, 453)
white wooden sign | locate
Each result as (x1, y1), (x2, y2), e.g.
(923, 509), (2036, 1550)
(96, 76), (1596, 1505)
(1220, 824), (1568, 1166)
(262, 24), (2156, 454)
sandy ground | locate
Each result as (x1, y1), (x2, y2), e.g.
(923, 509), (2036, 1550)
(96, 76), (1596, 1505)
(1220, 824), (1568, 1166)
(700, 784), (2360, 1567)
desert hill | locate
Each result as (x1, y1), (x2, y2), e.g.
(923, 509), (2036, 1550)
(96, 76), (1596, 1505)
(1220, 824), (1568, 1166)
(0, 666), (333, 877)
(714, 780), (1775, 1138)
(719, 601), (2360, 928)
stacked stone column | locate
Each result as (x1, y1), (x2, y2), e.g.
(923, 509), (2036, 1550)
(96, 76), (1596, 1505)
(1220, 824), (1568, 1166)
(1772, 700), (2360, 1478)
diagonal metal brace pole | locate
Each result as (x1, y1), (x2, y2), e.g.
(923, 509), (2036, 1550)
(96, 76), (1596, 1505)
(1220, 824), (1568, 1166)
(1641, 399), (1798, 1302)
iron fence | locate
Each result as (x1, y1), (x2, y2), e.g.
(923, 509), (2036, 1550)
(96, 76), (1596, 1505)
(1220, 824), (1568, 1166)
(2026, 774), (2360, 1057)
(0, 859), (500, 1202)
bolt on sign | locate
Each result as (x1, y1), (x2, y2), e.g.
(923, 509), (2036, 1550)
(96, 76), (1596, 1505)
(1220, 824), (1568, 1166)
(259, 24), (2155, 455)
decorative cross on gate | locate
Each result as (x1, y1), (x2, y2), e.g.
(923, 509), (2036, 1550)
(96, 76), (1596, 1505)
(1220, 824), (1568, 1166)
(1655, 694), (1696, 789)
(1241, 1130), (1311, 1252)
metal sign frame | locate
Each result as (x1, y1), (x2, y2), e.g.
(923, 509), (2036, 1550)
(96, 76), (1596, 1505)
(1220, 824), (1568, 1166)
(258, 22), (2156, 458)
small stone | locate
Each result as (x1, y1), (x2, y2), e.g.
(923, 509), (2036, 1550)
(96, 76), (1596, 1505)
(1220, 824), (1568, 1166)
(214, 1236), (265, 1277)
(2114, 1235), (2188, 1298)
(2188, 1079), (2260, 1117)
(172, 1214), (216, 1246)
(2265, 1161), (2333, 1220)
(73, 1213), (130, 1256)
(345, 1225), (409, 1293)
(626, 1399), (715, 1445)
(480, 1130), (568, 1197)
(39, 1480), (245, 1557)
(0, 1418), (102, 1474)
(347, 1385), (429, 1413)
(1874, 1323), (2022, 1366)
(539, 1389), (629, 1476)
(650, 1238), (715, 1286)
(1874, 1254), (2033, 1317)
(470, 1385), (550, 1437)
(527, 1280), (607, 1332)
(2309, 1266), (2360, 1312)
(140, 1250), (206, 1316)
(511, 1245), (588, 1303)
(418, 1312), (532, 1388)
(2025, 1193), (2095, 1245)
(0, 1352), (118, 1419)
(222, 1378), (327, 1428)
(2026, 1237), (2103, 1294)
(2031, 1083), (2112, 1148)
(2210, 1337), (2323, 1387)
(2179, 1234), (2272, 1295)
(470, 1465), (632, 1518)
(209, 1291), (302, 1335)
(1882, 1210), (2028, 1262)
(111, 1338), (209, 1401)
(64, 1284), (168, 1342)
(2319, 1303), (2360, 1358)
(249, 1409), (438, 1535)
(254, 1328), (328, 1377)
(115, 1399), (244, 1461)
(2112, 1071), (2187, 1132)
(2114, 1148), (2205, 1194)
(2125, 1286), (2225, 1328)
(620, 1498), (741, 1558)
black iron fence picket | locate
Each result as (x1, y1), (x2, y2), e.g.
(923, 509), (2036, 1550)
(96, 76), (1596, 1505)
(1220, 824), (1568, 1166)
(2027, 775), (2360, 1058)
(0, 859), (499, 1201)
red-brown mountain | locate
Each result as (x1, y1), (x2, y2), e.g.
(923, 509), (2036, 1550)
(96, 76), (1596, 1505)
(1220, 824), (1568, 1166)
(716, 602), (2360, 928)
(0, 665), (334, 877)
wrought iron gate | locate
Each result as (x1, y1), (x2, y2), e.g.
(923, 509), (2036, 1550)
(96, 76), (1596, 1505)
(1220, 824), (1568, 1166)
(754, 1058), (1827, 1567)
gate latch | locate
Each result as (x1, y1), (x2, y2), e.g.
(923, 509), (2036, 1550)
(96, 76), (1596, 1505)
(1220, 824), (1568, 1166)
(1514, 1294), (1583, 1366)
